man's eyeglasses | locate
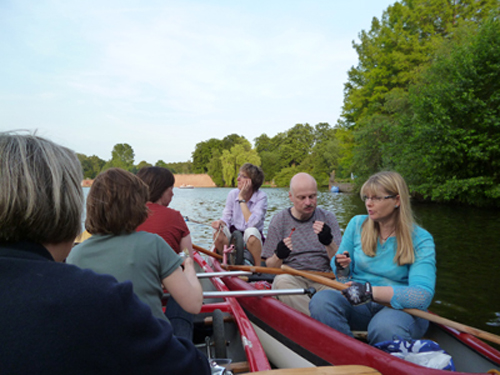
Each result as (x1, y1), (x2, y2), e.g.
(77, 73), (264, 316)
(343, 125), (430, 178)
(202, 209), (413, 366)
(237, 174), (249, 179)
(362, 195), (397, 203)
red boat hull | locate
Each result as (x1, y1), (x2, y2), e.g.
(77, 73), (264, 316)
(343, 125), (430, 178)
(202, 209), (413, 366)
(212, 260), (500, 375)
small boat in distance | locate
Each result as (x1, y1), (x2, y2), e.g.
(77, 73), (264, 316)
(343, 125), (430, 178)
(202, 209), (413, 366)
(179, 184), (194, 189)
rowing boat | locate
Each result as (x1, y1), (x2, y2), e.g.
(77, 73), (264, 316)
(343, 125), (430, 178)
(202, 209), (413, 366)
(196, 248), (500, 375)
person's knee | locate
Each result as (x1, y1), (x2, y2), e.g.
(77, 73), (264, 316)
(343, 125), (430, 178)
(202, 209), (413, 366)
(246, 235), (258, 247)
(368, 311), (417, 344)
(272, 275), (294, 290)
(309, 290), (334, 317)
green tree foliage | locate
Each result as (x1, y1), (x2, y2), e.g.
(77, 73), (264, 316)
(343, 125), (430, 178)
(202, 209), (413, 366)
(273, 165), (301, 187)
(207, 149), (224, 186)
(164, 161), (193, 174)
(390, 17), (500, 206)
(341, 0), (499, 181)
(77, 153), (105, 179)
(136, 160), (152, 171)
(255, 133), (284, 181)
(220, 140), (261, 187)
(192, 138), (223, 173)
(102, 143), (135, 172)
(155, 160), (169, 169)
(221, 134), (248, 150)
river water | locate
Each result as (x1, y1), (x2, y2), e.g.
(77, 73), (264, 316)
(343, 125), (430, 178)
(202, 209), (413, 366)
(82, 186), (500, 341)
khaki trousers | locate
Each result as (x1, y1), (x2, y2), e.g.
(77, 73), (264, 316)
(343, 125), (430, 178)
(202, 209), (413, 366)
(272, 274), (333, 316)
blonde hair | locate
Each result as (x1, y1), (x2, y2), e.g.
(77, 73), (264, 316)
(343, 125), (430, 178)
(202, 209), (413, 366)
(360, 171), (415, 265)
(0, 131), (84, 244)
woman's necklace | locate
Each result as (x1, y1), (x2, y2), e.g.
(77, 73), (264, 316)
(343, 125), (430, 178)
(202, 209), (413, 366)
(380, 229), (395, 244)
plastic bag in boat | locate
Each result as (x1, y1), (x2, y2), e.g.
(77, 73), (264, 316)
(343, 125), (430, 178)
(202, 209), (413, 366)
(374, 338), (455, 371)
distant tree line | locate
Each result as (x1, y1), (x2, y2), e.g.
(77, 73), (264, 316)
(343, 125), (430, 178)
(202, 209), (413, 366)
(77, 144), (193, 179)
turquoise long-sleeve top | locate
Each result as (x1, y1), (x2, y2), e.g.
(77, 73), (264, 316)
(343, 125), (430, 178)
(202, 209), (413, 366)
(332, 215), (436, 310)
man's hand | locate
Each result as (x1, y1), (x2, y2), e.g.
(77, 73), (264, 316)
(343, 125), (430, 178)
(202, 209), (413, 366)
(313, 221), (333, 246)
(275, 240), (292, 259)
(342, 281), (373, 306)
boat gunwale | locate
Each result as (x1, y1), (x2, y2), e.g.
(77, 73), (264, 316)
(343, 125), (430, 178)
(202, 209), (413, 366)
(194, 253), (271, 372)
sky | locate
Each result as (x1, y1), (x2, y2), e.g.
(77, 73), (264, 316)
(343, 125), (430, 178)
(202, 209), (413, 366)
(1, 0), (396, 164)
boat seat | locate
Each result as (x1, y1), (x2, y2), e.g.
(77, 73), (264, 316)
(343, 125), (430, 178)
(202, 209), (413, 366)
(229, 361), (250, 373)
(250, 365), (381, 375)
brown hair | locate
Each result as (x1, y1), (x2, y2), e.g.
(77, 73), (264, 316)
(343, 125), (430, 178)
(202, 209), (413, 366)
(0, 131), (83, 244)
(136, 166), (175, 203)
(240, 163), (264, 191)
(85, 168), (149, 235)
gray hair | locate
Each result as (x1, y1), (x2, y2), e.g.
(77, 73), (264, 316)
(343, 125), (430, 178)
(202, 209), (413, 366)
(0, 131), (84, 244)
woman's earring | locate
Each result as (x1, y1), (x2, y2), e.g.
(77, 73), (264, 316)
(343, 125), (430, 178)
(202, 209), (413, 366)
(395, 205), (399, 208)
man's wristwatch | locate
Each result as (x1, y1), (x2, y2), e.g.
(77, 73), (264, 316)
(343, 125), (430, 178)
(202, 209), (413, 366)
(238, 199), (246, 204)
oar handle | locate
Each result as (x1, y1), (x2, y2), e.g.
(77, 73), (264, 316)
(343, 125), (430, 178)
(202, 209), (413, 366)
(193, 244), (223, 260)
(224, 264), (336, 279)
(281, 265), (346, 288)
(281, 265), (500, 346)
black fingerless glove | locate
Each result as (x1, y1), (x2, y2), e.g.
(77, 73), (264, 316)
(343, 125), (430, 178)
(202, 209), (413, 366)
(342, 281), (373, 306)
(317, 223), (333, 246)
(275, 240), (291, 259)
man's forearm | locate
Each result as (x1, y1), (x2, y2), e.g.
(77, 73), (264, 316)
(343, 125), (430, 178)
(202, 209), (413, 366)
(325, 241), (339, 260)
(265, 254), (283, 268)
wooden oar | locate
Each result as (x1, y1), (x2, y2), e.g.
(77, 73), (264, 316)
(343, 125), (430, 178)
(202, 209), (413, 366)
(193, 244), (223, 260)
(281, 265), (500, 346)
(222, 264), (336, 279)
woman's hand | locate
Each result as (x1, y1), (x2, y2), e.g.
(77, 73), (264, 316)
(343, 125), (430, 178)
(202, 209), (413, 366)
(211, 220), (224, 230)
(334, 251), (351, 270)
(238, 179), (253, 201)
(342, 281), (373, 306)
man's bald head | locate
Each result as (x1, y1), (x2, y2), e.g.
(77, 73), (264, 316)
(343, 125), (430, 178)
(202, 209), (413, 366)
(289, 173), (318, 220)
(290, 173), (317, 195)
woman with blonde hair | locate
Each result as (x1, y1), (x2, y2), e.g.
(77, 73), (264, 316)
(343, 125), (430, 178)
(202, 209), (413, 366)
(309, 171), (436, 345)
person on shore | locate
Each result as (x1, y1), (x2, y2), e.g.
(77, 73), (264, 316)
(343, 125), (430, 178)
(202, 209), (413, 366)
(0, 132), (210, 374)
(211, 163), (267, 266)
(309, 171), (436, 345)
(136, 166), (193, 256)
(67, 168), (203, 341)
(262, 172), (342, 316)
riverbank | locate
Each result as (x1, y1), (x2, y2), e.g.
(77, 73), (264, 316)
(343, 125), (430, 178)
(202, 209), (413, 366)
(81, 173), (217, 188)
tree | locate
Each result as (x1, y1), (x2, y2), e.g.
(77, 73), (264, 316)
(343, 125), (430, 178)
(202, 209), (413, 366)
(192, 138), (222, 173)
(220, 140), (261, 187)
(77, 153), (105, 179)
(136, 160), (152, 172)
(340, 0), (499, 180)
(102, 143), (135, 172)
(390, 16), (500, 206)
(207, 149), (224, 186)
(279, 124), (315, 167)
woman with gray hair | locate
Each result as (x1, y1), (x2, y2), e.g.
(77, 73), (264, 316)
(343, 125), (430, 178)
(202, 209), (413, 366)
(0, 132), (210, 375)
(309, 171), (436, 345)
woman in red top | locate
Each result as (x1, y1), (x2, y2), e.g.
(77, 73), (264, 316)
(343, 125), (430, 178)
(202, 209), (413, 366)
(137, 167), (193, 256)
(136, 166), (195, 340)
